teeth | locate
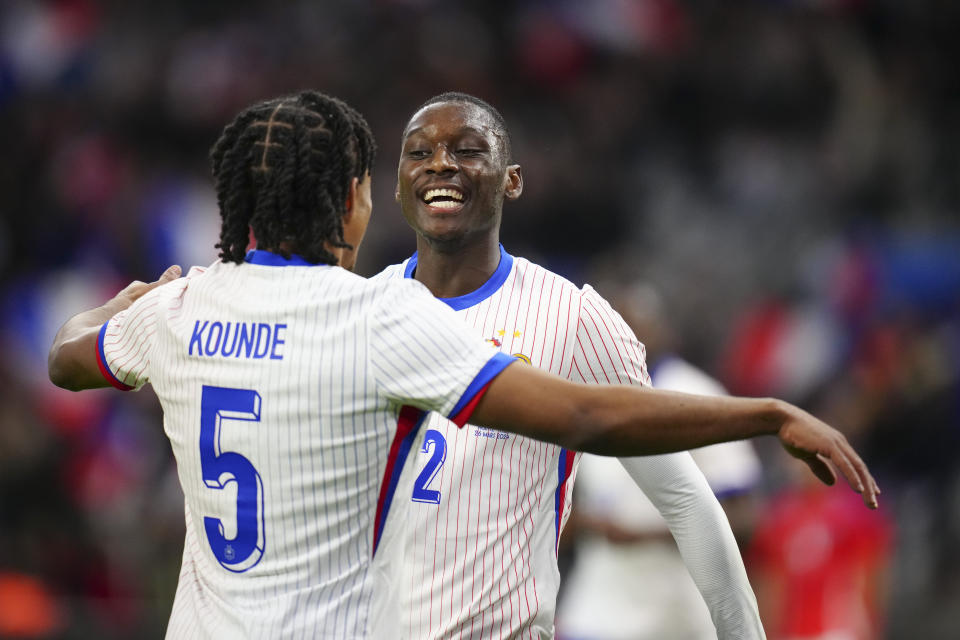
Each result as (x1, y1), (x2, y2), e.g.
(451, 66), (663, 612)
(423, 188), (464, 203)
(429, 200), (461, 209)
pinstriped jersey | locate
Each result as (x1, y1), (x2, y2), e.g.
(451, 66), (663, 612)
(373, 245), (651, 639)
(95, 250), (513, 639)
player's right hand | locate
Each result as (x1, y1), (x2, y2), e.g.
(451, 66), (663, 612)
(113, 264), (182, 307)
(776, 401), (880, 509)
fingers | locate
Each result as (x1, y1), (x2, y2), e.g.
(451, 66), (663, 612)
(139, 264), (182, 294)
(157, 264), (182, 283)
(842, 443), (880, 509)
(117, 265), (182, 305)
(780, 415), (880, 510)
(829, 442), (880, 510)
(803, 453), (837, 486)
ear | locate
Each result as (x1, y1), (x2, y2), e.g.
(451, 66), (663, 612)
(394, 182), (400, 202)
(504, 164), (523, 201)
(344, 176), (360, 222)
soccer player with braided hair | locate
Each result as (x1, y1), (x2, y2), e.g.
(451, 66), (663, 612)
(48, 89), (878, 639)
(212, 91), (376, 268)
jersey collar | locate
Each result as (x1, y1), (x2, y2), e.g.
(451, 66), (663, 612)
(404, 244), (514, 311)
(244, 249), (327, 267)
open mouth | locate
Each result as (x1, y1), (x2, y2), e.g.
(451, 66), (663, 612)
(421, 187), (465, 210)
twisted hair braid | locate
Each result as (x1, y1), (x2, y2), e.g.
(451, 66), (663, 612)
(211, 90), (377, 265)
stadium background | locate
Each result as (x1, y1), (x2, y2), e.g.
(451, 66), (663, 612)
(1, 0), (958, 637)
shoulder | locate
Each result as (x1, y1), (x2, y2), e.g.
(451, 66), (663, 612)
(332, 270), (441, 325)
(368, 261), (408, 283)
(573, 283), (631, 330)
(509, 257), (627, 328)
(511, 256), (583, 296)
(577, 283), (614, 307)
(511, 262), (615, 312)
(365, 275), (444, 317)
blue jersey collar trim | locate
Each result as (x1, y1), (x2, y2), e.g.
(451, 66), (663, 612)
(245, 249), (325, 267)
(404, 244), (514, 311)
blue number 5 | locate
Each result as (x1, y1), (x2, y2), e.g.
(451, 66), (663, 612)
(411, 429), (446, 504)
(200, 385), (265, 572)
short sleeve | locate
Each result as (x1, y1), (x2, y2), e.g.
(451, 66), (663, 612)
(368, 281), (515, 425)
(570, 286), (651, 387)
(96, 289), (168, 391)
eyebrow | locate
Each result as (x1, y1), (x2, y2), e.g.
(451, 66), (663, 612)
(402, 125), (489, 140)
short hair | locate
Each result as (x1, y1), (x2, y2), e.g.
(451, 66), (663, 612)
(412, 92), (512, 163)
(211, 90), (377, 265)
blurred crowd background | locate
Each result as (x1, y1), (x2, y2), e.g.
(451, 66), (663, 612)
(1, 0), (958, 637)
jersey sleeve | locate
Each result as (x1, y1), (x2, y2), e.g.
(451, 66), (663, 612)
(95, 271), (196, 391)
(617, 455), (764, 639)
(95, 288), (164, 391)
(569, 285), (651, 387)
(368, 280), (515, 426)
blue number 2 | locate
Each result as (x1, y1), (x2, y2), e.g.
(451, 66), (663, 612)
(411, 429), (446, 504)
(200, 385), (265, 572)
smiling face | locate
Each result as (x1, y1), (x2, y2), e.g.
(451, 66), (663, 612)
(397, 101), (521, 250)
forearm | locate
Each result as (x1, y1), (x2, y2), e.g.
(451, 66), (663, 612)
(476, 366), (785, 455)
(472, 348), (878, 508)
(576, 387), (785, 455)
(618, 455), (765, 639)
(48, 298), (129, 391)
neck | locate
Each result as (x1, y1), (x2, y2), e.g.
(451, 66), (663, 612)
(413, 235), (501, 298)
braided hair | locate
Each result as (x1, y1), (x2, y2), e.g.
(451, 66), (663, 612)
(211, 90), (377, 265)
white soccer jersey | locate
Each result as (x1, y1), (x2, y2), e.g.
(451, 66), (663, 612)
(373, 245), (653, 639)
(95, 250), (513, 639)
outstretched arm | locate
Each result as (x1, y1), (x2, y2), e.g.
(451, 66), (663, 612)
(470, 363), (880, 509)
(48, 265), (181, 391)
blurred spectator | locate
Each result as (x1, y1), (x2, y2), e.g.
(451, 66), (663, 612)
(0, 572), (65, 638)
(748, 453), (894, 640)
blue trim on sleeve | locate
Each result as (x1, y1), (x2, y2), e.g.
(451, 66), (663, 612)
(404, 245), (515, 311)
(713, 485), (757, 501)
(97, 321), (134, 390)
(244, 249), (327, 267)
(447, 352), (516, 420)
